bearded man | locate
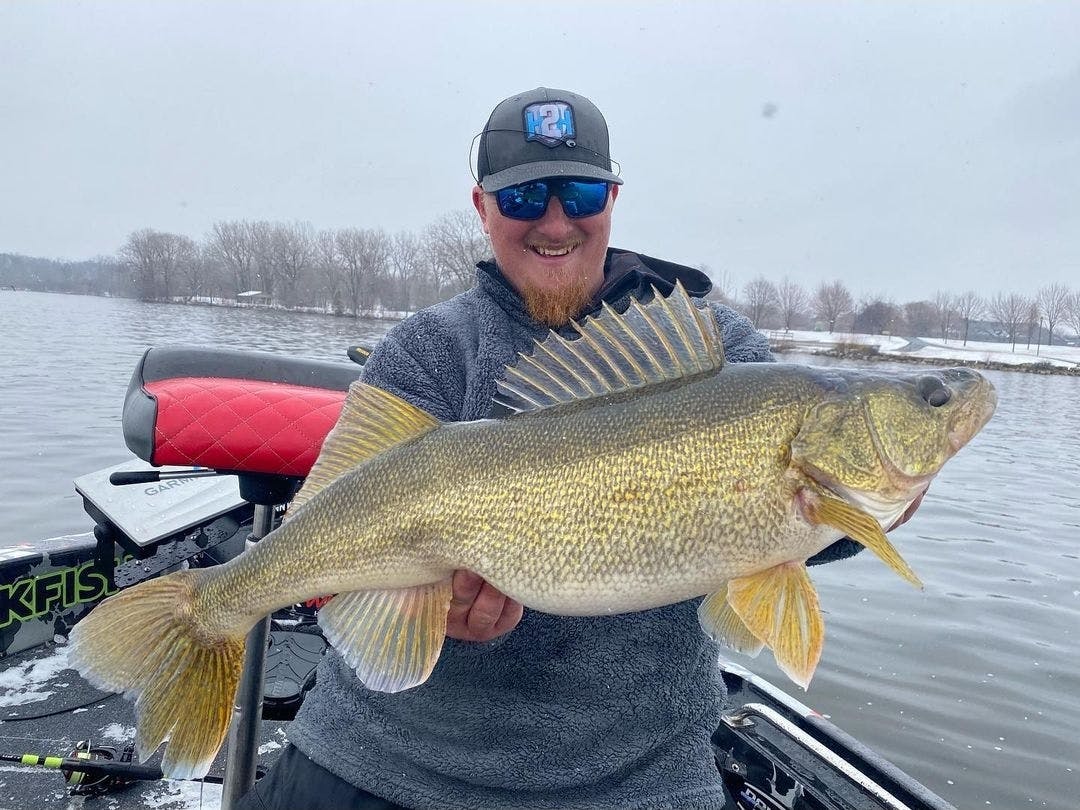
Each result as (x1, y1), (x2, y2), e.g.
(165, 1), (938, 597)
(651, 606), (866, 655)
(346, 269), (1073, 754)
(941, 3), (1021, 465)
(238, 87), (866, 810)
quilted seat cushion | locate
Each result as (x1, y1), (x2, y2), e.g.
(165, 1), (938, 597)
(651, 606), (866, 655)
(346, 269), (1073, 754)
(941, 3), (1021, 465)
(145, 377), (346, 476)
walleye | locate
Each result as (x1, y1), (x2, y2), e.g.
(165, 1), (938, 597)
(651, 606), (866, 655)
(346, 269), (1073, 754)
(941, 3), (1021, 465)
(70, 284), (996, 779)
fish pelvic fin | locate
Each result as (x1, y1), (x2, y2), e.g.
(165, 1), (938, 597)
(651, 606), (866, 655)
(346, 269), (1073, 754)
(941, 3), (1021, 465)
(291, 382), (439, 513)
(698, 588), (765, 657)
(68, 570), (245, 779)
(727, 563), (824, 690)
(800, 491), (923, 589)
(318, 578), (453, 693)
(494, 281), (726, 414)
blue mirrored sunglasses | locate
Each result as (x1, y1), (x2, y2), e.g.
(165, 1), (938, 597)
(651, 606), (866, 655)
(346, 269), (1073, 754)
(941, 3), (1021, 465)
(495, 178), (610, 221)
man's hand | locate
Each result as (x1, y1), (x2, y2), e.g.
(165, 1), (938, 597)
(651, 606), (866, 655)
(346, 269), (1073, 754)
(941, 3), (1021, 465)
(445, 570), (523, 642)
(886, 487), (928, 532)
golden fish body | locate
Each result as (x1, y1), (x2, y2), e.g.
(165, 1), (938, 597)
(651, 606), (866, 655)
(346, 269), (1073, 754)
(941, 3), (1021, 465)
(70, 284), (996, 778)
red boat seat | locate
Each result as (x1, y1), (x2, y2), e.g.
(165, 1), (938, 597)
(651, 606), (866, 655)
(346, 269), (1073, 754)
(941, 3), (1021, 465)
(123, 346), (360, 477)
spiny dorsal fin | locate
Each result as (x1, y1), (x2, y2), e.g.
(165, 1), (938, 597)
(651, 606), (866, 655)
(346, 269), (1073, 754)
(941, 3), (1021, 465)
(494, 281), (726, 414)
(291, 382), (439, 513)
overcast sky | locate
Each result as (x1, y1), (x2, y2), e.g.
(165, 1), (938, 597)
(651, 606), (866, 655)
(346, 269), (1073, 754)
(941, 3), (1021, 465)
(2, 1), (1077, 301)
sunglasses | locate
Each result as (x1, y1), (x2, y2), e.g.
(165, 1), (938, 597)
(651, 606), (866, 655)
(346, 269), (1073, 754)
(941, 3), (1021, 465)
(495, 178), (610, 221)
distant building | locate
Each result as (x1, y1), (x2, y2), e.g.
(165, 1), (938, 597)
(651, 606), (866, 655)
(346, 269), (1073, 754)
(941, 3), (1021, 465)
(236, 290), (272, 306)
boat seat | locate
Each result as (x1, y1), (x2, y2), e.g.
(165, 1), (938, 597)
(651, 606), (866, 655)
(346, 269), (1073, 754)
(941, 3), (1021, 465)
(122, 346), (360, 478)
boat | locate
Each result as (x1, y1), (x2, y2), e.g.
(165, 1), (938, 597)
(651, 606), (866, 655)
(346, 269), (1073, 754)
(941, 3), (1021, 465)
(0, 345), (956, 809)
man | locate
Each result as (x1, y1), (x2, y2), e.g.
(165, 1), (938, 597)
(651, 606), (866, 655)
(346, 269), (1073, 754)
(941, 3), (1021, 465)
(239, 87), (893, 809)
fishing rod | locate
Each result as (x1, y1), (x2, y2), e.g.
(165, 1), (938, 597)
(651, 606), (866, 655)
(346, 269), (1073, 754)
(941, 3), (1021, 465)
(2, 741), (225, 796)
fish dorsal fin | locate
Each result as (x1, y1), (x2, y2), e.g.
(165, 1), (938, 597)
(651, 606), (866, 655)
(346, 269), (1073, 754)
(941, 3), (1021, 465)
(494, 281), (726, 414)
(290, 382), (439, 513)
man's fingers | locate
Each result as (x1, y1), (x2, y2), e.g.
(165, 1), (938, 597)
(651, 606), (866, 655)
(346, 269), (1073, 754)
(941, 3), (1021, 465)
(447, 570), (485, 623)
(444, 571), (524, 641)
(466, 581), (509, 633)
(492, 598), (524, 636)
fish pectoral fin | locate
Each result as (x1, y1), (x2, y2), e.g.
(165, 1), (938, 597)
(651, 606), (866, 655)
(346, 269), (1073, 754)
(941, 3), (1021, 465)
(290, 382), (440, 514)
(318, 579), (453, 693)
(727, 563), (824, 690)
(697, 589), (765, 657)
(801, 491), (923, 589)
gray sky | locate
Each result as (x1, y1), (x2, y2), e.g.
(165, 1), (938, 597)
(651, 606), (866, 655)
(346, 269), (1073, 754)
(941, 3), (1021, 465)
(2, 1), (1077, 301)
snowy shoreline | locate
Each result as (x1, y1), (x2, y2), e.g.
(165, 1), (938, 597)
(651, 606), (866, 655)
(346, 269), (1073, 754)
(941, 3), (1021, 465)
(769, 330), (1080, 375)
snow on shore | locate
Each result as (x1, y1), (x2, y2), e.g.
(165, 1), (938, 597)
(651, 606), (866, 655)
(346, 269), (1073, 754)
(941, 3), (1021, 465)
(767, 329), (1080, 370)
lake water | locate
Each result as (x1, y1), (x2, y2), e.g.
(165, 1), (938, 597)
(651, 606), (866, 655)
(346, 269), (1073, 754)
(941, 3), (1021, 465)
(2, 291), (1077, 809)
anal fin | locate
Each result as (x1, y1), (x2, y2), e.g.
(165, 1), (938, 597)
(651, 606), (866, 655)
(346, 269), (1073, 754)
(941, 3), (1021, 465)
(727, 563), (824, 690)
(318, 579), (453, 693)
(697, 589), (764, 657)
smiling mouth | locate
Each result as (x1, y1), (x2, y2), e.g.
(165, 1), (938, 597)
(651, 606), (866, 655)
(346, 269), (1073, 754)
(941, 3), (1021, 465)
(529, 244), (579, 257)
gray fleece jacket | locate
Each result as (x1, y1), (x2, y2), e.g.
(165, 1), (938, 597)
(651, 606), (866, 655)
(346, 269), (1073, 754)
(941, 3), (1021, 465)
(287, 250), (858, 809)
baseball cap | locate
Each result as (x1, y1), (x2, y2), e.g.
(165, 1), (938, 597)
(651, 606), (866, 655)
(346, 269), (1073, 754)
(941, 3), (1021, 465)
(475, 87), (623, 192)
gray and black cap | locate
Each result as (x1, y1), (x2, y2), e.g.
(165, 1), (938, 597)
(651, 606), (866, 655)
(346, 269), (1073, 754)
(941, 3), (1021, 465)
(476, 87), (624, 192)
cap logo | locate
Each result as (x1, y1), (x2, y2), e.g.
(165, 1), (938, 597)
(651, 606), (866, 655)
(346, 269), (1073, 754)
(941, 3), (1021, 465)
(523, 102), (575, 148)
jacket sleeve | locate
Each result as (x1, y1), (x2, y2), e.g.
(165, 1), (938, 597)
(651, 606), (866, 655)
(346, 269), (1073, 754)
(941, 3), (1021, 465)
(703, 301), (774, 363)
(358, 311), (462, 423)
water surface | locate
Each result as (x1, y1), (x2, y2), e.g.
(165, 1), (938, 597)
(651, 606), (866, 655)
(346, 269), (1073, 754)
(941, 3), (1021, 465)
(1, 292), (1077, 808)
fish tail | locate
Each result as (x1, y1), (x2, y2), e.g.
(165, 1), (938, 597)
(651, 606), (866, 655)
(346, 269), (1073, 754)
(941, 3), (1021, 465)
(68, 569), (245, 779)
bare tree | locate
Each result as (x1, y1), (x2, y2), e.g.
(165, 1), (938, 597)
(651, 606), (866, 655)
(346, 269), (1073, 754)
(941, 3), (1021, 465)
(699, 263), (735, 305)
(742, 276), (778, 328)
(313, 229), (343, 313)
(119, 229), (162, 301)
(1024, 299), (1040, 350)
(775, 278), (808, 332)
(955, 290), (983, 346)
(424, 210), (490, 294)
(1036, 282), (1070, 347)
(270, 222), (314, 307)
(813, 280), (854, 332)
(1065, 290), (1080, 344)
(986, 292), (1030, 351)
(932, 291), (956, 341)
(903, 300), (936, 338)
(208, 221), (258, 295)
(855, 296), (902, 335)
(118, 229), (196, 302)
(336, 228), (390, 316)
(390, 231), (423, 314)
(247, 220), (277, 298)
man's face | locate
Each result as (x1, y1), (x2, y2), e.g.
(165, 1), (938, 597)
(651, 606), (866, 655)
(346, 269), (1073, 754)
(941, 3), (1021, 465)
(472, 181), (619, 326)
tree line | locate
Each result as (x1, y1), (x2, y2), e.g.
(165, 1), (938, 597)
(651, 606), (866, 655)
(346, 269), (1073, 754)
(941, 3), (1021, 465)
(706, 269), (1080, 349)
(115, 213), (491, 315)
(0, 211), (490, 317)
(4, 221), (1078, 348)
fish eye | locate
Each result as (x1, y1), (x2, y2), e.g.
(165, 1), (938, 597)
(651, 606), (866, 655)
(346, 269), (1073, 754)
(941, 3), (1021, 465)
(916, 376), (951, 407)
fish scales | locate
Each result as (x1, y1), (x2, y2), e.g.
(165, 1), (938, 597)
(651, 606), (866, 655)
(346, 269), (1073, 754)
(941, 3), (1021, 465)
(69, 283), (996, 777)
(198, 364), (848, 629)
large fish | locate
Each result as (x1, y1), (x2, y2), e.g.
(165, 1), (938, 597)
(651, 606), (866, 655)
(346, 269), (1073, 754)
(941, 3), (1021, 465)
(70, 284), (996, 779)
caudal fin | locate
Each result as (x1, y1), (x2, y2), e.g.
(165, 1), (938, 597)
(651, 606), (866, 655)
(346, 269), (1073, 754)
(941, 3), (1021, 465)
(68, 570), (245, 779)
